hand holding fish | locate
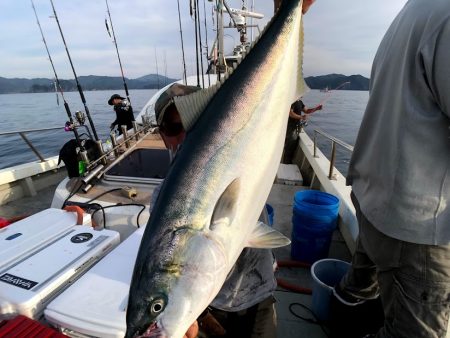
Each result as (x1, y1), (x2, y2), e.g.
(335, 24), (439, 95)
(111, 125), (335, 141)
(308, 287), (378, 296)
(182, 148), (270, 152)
(302, 0), (316, 14)
(274, 0), (316, 14)
(182, 321), (198, 338)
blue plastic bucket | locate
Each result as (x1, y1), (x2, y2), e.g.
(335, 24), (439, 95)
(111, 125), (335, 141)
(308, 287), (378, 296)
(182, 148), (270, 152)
(311, 258), (350, 322)
(265, 204), (274, 226)
(291, 190), (340, 263)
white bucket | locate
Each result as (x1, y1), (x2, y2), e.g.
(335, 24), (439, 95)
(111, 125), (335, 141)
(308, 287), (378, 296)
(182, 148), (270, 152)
(310, 258), (350, 322)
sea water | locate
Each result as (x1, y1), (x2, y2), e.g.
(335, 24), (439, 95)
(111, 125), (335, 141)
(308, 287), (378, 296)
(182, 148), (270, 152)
(0, 89), (368, 174)
(302, 90), (368, 176)
(0, 89), (157, 169)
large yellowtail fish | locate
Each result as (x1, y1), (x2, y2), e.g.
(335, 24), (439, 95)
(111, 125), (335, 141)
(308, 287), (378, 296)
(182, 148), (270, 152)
(126, 0), (307, 336)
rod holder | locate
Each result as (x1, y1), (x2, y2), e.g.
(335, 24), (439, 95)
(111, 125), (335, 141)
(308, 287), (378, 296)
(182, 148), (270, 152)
(121, 126), (130, 148)
(82, 164), (104, 185)
(79, 150), (90, 166)
(95, 140), (107, 165)
(110, 133), (120, 157)
(132, 121), (139, 141)
(82, 184), (93, 193)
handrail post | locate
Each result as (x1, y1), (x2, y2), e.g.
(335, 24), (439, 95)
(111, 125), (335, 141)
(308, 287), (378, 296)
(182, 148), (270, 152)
(313, 131), (318, 158)
(328, 141), (337, 179)
(312, 128), (354, 181)
(19, 132), (45, 162)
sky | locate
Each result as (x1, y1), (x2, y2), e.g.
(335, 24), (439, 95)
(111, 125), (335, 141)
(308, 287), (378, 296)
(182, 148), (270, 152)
(0, 0), (409, 80)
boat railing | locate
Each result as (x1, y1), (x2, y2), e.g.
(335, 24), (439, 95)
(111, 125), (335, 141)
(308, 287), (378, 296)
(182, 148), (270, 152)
(313, 128), (354, 179)
(0, 118), (152, 170)
(0, 126), (87, 163)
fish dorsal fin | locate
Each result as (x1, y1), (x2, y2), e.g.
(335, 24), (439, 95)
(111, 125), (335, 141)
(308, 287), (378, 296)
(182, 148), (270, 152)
(174, 83), (221, 132)
(247, 222), (291, 249)
(296, 19), (308, 98)
(210, 179), (240, 231)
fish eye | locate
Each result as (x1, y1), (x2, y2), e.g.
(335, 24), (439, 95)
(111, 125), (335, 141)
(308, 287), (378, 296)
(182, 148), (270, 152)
(150, 298), (166, 316)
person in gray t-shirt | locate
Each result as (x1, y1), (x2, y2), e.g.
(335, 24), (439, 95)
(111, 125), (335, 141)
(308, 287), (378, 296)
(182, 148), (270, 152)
(335, 1), (450, 337)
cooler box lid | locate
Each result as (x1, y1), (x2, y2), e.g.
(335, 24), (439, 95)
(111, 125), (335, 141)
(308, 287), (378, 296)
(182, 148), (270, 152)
(0, 226), (120, 319)
(0, 208), (91, 270)
(45, 227), (144, 338)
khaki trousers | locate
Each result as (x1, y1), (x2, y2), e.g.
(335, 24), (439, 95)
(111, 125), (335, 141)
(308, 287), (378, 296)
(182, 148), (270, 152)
(340, 193), (450, 338)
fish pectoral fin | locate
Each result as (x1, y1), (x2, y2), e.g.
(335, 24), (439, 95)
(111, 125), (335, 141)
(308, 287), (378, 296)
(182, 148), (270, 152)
(247, 222), (291, 248)
(210, 179), (240, 231)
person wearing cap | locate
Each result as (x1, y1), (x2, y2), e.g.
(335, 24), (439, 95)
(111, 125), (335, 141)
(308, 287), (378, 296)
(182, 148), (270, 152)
(152, 83), (278, 338)
(108, 93), (135, 135)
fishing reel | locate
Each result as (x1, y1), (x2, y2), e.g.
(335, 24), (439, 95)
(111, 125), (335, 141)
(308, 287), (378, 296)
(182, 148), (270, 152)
(64, 121), (74, 132)
(75, 111), (86, 125)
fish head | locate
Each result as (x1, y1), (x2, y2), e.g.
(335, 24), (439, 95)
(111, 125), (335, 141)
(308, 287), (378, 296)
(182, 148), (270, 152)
(126, 226), (229, 338)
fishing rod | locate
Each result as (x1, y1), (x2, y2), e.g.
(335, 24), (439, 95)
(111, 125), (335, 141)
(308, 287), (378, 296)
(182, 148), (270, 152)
(196, 0), (205, 88)
(105, 0), (130, 102)
(193, 0), (201, 87)
(53, 79), (59, 106)
(176, 0), (188, 85)
(31, 0), (82, 146)
(49, 0), (99, 141)
(318, 81), (351, 106)
(202, 0), (211, 86)
(154, 47), (160, 89)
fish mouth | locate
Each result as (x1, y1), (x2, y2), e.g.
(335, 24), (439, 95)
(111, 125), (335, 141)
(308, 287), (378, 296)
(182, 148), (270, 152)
(135, 322), (167, 338)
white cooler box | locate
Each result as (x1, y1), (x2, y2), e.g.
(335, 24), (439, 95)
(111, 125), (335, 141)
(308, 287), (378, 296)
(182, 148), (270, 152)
(45, 227), (145, 338)
(0, 208), (91, 270)
(0, 226), (120, 320)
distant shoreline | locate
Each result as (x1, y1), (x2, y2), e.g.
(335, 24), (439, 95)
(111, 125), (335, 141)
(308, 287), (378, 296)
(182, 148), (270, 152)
(0, 73), (369, 94)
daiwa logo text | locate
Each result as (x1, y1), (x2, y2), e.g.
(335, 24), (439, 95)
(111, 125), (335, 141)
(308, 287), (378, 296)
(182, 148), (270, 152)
(0, 273), (38, 290)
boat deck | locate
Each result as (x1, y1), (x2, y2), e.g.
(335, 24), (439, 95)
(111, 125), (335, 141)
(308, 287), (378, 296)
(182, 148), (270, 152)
(0, 179), (351, 337)
(268, 183), (351, 338)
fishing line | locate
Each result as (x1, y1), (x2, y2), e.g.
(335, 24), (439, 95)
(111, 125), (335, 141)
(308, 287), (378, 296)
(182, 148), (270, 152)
(105, 0), (131, 102)
(318, 81), (351, 106)
(49, 0), (99, 141)
(31, 0), (82, 147)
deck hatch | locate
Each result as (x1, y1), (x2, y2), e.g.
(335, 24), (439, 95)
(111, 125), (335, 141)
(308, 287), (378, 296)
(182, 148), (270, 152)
(104, 148), (171, 183)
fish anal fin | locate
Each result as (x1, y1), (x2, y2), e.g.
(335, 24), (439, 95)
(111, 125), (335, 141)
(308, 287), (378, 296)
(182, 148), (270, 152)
(210, 179), (240, 231)
(247, 222), (291, 248)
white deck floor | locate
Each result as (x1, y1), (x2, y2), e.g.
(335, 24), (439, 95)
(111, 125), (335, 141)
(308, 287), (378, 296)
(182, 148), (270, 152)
(0, 181), (351, 338)
(268, 183), (351, 338)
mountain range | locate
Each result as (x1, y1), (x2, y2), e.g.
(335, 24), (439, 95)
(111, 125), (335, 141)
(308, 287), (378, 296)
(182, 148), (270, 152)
(0, 73), (369, 94)
(0, 74), (177, 94)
